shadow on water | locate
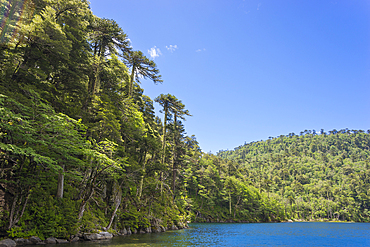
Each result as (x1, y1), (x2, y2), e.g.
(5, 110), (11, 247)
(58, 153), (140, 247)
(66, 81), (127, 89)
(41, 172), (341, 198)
(57, 222), (370, 247)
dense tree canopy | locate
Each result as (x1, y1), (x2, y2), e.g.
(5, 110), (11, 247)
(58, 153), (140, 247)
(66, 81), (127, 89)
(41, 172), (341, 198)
(0, 0), (368, 241)
(1, 0), (274, 239)
(218, 129), (370, 222)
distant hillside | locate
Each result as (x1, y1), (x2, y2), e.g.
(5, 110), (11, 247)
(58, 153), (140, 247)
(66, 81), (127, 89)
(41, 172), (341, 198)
(217, 129), (370, 221)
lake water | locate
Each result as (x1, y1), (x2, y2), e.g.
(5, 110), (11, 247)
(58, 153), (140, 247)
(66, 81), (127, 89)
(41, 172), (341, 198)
(68, 222), (370, 246)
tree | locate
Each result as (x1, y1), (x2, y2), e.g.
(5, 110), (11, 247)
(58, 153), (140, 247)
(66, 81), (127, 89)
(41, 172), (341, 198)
(1, 0), (201, 238)
(0, 92), (88, 227)
(124, 50), (162, 97)
(155, 94), (174, 194)
(169, 100), (191, 200)
(154, 94), (190, 196)
(85, 17), (131, 107)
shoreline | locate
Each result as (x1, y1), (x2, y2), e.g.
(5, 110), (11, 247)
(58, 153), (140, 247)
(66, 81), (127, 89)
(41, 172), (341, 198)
(0, 219), (360, 247)
(191, 219), (355, 224)
(0, 223), (190, 247)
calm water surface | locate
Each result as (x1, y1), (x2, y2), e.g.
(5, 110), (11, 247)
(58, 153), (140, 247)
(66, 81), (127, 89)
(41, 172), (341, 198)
(67, 222), (370, 246)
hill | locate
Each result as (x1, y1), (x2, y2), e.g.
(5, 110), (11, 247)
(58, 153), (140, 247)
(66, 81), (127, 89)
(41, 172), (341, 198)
(218, 129), (370, 221)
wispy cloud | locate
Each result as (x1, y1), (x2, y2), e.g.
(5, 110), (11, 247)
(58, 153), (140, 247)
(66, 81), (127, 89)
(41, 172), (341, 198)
(257, 3), (262, 10)
(148, 46), (162, 59)
(166, 45), (178, 52)
(196, 48), (206, 52)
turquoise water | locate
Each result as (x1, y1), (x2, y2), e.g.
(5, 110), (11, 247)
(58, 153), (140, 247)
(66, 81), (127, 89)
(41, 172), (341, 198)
(68, 222), (370, 246)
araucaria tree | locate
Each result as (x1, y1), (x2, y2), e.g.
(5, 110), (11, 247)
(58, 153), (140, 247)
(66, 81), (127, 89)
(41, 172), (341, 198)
(124, 50), (163, 97)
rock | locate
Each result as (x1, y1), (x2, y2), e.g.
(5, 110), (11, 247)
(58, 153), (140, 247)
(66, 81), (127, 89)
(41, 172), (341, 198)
(99, 232), (113, 239)
(93, 234), (102, 240)
(131, 228), (137, 234)
(170, 225), (178, 230)
(127, 228), (132, 235)
(69, 237), (79, 243)
(55, 239), (69, 244)
(84, 233), (99, 241)
(84, 233), (101, 241)
(84, 232), (114, 241)
(151, 226), (161, 233)
(287, 219), (293, 223)
(145, 227), (152, 233)
(25, 239), (33, 245)
(29, 237), (41, 245)
(0, 239), (16, 247)
(160, 226), (166, 232)
(14, 238), (31, 246)
(44, 238), (56, 244)
(139, 229), (146, 234)
(121, 228), (127, 235)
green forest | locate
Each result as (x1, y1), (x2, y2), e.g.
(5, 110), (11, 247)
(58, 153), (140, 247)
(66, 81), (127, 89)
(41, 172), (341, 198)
(0, 0), (369, 241)
(218, 129), (370, 222)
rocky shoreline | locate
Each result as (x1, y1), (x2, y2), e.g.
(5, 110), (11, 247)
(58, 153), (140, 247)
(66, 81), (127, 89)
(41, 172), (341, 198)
(0, 223), (189, 247)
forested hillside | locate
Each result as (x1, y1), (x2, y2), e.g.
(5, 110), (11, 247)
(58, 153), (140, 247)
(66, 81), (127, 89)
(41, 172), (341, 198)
(0, 0), (280, 240)
(218, 129), (370, 222)
(2, 0), (367, 241)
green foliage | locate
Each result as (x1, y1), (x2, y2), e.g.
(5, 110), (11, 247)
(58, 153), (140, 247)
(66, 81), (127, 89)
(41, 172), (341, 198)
(119, 211), (150, 230)
(124, 50), (162, 97)
(181, 152), (286, 223)
(7, 225), (38, 239)
(7, 194), (79, 239)
(14, 183), (79, 239)
(0, 0), (190, 239)
(79, 201), (108, 233)
(2, 0), (344, 242)
(219, 129), (370, 222)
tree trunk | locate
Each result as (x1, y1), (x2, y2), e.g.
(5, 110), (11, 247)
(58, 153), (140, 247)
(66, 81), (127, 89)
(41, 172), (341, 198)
(106, 182), (122, 230)
(8, 192), (30, 229)
(78, 164), (115, 219)
(138, 151), (148, 201)
(56, 164), (65, 198)
(78, 202), (86, 220)
(160, 106), (168, 195)
(8, 194), (18, 229)
(138, 165), (145, 201)
(129, 65), (135, 97)
(78, 188), (94, 220)
(172, 114), (177, 202)
(229, 191), (232, 216)
(78, 173), (96, 220)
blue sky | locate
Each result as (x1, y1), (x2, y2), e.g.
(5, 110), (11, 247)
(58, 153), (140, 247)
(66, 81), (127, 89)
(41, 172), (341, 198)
(89, 0), (370, 153)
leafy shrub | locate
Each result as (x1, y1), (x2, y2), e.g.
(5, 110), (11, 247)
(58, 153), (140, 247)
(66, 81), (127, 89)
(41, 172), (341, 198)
(119, 210), (150, 230)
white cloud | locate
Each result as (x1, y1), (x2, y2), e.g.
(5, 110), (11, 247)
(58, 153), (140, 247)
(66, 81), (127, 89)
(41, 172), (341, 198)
(166, 45), (178, 52)
(196, 48), (206, 52)
(257, 3), (262, 10)
(148, 46), (162, 59)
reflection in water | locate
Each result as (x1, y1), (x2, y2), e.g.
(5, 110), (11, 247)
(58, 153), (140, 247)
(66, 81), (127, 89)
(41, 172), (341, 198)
(63, 222), (370, 247)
